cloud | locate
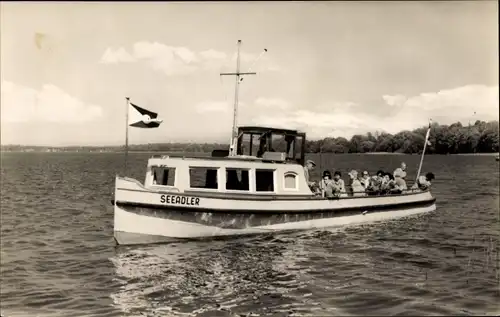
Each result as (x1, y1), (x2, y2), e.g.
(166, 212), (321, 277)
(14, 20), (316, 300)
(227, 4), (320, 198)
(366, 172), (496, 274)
(195, 101), (231, 113)
(382, 84), (499, 133)
(100, 47), (136, 63)
(248, 84), (499, 140)
(255, 97), (290, 110)
(100, 42), (279, 76)
(0, 80), (103, 123)
(200, 49), (227, 60)
(229, 50), (279, 73)
(246, 99), (373, 139)
(250, 107), (377, 140)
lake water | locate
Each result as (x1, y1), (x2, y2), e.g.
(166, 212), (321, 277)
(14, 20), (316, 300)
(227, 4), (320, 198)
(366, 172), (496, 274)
(1, 152), (499, 316)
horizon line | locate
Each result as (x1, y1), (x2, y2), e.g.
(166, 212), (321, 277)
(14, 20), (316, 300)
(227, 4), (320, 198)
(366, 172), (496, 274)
(1, 118), (497, 148)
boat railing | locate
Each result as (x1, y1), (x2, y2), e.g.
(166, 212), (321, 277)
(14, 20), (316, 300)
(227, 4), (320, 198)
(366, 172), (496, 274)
(328, 180), (425, 197)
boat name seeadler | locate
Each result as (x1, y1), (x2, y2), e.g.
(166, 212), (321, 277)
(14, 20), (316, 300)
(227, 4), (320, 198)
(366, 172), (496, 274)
(160, 195), (200, 206)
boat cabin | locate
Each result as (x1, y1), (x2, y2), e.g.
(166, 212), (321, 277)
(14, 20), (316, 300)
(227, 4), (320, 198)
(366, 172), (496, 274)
(145, 156), (314, 196)
(235, 126), (306, 165)
(144, 126), (312, 196)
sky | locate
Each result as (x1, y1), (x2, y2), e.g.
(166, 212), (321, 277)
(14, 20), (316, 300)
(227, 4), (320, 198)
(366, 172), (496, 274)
(1, 1), (498, 146)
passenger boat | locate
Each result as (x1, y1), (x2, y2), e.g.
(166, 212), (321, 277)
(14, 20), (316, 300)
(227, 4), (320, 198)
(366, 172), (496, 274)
(112, 41), (437, 245)
(112, 125), (436, 245)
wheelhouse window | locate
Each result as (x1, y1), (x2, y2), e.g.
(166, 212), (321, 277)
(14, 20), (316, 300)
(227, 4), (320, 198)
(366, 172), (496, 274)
(238, 134), (252, 156)
(152, 166), (176, 186)
(226, 168), (249, 191)
(294, 135), (304, 163)
(284, 172), (297, 190)
(189, 167), (218, 189)
(271, 134), (288, 153)
(256, 169), (275, 192)
(237, 133), (265, 157)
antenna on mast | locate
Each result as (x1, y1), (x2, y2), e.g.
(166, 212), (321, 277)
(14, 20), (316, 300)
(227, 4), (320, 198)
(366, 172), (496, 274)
(220, 40), (258, 156)
(240, 48), (267, 83)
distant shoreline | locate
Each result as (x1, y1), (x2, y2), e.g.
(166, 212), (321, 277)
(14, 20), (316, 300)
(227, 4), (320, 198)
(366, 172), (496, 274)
(2, 119), (498, 155)
(451, 153), (499, 156)
(1, 150), (498, 156)
(362, 152), (406, 155)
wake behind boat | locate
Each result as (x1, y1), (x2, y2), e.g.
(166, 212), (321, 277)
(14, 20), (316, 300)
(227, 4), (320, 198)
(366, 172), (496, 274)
(111, 40), (437, 245)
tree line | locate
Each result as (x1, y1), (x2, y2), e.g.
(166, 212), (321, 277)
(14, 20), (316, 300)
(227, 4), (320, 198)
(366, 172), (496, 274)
(305, 120), (498, 154)
(2, 120), (498, 154)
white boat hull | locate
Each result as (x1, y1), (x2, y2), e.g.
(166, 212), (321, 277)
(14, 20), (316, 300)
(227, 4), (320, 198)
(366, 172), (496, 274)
(114, 203), (435, 245)
(113, 177), (437, 245)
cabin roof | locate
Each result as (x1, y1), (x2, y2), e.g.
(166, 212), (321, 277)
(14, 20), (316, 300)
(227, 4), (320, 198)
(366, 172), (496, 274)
(149, 153), (293, 163)
(238, 126), (302, 135)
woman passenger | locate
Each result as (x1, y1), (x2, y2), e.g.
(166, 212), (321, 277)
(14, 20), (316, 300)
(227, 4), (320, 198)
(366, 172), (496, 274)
(360, 170), (371, 189)
(391, 168), (407, 194)
(348, 170), (366, 197)
(412, 172), (435, 191)
(367, 171), (383, 195)
(380, 172), (396, 194)
(331, 171), (347, 197)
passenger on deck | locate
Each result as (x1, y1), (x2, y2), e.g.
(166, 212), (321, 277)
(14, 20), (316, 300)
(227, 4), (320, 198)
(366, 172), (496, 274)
(412, 172), (435, 191)
(331, 171), (347, 197)
(367, 170), (384, 195)
(380, 172), (396, 194)
(319, 170), (335, 198)
(393, 161), (407, 181)
(349, 170), (366, 196)
(348, 170), (366, 197)
(400, 162), (407, 179)
(304, 160), (318, 191)
(391, 168), (407, 194)
(376, 170), (385, 180)
(360, 170), (371, 189)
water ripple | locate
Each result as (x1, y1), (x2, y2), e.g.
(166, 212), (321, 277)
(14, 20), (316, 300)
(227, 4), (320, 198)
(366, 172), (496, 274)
(1, 153), (499, 316)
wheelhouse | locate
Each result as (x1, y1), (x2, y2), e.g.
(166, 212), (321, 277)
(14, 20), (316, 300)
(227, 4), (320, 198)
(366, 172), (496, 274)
(235, 126), (306, 165)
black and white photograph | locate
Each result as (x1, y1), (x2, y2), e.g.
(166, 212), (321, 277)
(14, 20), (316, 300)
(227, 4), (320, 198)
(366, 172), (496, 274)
(0, 1), (498, 316)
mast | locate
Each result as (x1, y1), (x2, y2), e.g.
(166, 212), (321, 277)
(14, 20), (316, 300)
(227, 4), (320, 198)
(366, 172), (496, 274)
(220, 40), (257, 156)
(124, 97), (130, 174)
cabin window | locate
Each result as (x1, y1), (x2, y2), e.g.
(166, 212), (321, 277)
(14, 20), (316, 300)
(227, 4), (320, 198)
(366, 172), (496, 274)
(271, 134), (288, 153)
(226, 168), (249, 191)
(152, 166), (176, 186)
(189, 167), (218, 189)
(250, 134), (262, 157)
(238, 134), (251, 156)
(256, 169), (275, 192)
(284, 172), (298, 189)
(295, 135), (304, 162)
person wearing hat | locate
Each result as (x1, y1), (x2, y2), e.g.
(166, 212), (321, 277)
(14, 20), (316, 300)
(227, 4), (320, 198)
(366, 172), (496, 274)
(304, 159), (316, 187)
(319, 170), (335, 198)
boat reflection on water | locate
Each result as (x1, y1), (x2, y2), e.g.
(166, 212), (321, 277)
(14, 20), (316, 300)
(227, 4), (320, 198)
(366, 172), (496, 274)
(108, 233), (347, 316)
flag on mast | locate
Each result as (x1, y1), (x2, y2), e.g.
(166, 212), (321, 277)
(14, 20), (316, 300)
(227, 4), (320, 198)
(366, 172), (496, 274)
(128, 101), (163, 128)
(425, 120), (432, 146)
